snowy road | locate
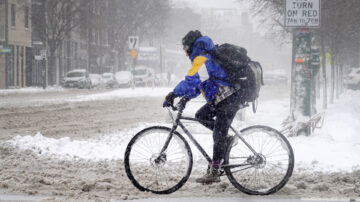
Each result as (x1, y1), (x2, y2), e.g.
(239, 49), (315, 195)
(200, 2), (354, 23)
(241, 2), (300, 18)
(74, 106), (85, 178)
(128, 197), (352, 202)
(0, 86), (360, 201)
(0, 195), (353, 202)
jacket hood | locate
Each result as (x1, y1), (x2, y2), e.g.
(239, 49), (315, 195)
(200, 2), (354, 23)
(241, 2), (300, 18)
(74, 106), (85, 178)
(190, 36), (216, 61)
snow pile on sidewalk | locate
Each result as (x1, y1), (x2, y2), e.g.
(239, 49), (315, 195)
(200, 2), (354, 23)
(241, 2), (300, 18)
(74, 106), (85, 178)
(290, 90), (360, 172)
(0, 86), (64, 95)
(5, 90), (360, 172)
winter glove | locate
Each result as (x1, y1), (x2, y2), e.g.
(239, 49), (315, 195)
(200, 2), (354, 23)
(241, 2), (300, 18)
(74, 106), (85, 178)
(177, 96), (190, 110)
(163, 92), (176, 107)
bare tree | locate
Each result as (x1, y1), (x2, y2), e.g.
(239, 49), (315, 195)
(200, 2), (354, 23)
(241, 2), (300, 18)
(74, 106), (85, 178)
(109, 0), (170, 69)
(243, 0), (360, 108)
(32, 0), (88, 85)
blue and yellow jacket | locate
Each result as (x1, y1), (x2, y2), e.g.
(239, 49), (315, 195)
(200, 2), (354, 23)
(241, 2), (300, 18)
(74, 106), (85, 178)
(173, 36), (231, 103)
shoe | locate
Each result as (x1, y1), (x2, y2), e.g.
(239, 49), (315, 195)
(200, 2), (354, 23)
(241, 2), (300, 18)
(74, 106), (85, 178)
(195, 168), (221, 184)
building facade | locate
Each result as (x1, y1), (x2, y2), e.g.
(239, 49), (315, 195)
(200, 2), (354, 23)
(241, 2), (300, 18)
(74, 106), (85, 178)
(29, 0), (118, 86)
(86, 0), (117, 74)
(57, 0), (118, 82)
(0, 0), (32, 89)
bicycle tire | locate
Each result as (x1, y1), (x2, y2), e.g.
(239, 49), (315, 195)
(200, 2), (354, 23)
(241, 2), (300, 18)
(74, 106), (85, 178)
(124, 126), (193, 194)
(224, 125), (294, 195)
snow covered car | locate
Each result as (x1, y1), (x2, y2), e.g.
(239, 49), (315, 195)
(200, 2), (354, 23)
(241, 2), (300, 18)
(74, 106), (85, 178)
(133, 66), (155, 87)
(102, 73), (118, 88)
(344, 68), (360, 90)
(62, 69), (92, 89)
(115, 71), (133, 88)
(89, 74), (103, 88)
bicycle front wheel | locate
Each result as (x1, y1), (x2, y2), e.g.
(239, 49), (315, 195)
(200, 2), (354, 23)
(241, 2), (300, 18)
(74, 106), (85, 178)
(224, 125), (294, 195)
(124, 126), (193, 194)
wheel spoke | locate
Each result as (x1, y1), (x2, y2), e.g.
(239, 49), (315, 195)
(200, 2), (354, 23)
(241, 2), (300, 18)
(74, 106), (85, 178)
(125, 127), (192, 194)
(225, 126), (294, 195)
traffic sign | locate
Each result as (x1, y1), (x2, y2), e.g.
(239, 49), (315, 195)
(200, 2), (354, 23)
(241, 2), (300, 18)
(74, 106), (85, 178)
(128, 36), (139, 50)
(129, 49), (138, 58)
(285, 0), (321, 27)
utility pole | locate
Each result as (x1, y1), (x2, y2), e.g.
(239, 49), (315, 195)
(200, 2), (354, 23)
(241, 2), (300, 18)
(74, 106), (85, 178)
(285, 0), (321, 136)
(128, 36), (139, 89)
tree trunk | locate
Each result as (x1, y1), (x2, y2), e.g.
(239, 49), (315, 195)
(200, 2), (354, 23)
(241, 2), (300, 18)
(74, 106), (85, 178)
(311, 75), (317, 115)
(330, 53), (335, 104)
(58, 48), (63, 82)
(320, 38), (327, 109)
(316, 72), (320, 99)
(335, 60), (340, 99)
(340, 62), (344, 94)
(48, 51), (56, 86)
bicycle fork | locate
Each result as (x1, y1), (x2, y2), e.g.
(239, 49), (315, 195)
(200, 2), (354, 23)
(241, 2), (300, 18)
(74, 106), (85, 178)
(156, 109), (183, 163)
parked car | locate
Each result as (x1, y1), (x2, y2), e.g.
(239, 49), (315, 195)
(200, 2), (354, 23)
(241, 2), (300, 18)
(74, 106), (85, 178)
(344, 68), (360, 90)
(115, 71), (133, 88)
(133, 66), (155, 87)
(89, 74), (103, 88)
(102, 73), (118, 88)
(62, 69), (92, 89)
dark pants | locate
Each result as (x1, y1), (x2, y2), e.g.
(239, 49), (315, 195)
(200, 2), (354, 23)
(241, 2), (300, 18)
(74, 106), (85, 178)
(195, 93), (243, 163)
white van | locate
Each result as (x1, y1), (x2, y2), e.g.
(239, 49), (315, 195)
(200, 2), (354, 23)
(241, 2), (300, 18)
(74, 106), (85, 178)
(133, 66), (155, 86)
(62, 69), (92, 89)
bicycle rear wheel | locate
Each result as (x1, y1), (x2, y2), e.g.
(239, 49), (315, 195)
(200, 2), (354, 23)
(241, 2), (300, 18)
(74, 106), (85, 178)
(124, 126), (193, 194)
(224, 125), (294, 195)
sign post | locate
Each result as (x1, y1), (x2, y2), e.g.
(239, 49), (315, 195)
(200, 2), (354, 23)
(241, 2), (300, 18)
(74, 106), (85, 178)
(41, 50), (47, 89)
(285, 0), (321, 136)
(35, 50), (48, 89)
(128, 36), (139, 89)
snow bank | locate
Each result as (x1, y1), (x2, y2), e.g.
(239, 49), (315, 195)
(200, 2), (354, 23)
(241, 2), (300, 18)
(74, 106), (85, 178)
(8, 130), (133, 161)
(5, 90), (360, 172)
(291, 90), (360, 172)
(0, 86), (64, 95)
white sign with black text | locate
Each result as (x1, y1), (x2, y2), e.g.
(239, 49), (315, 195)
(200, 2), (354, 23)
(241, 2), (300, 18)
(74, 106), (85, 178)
(285, 0), (321, 27)
(128, 36), (139, 50)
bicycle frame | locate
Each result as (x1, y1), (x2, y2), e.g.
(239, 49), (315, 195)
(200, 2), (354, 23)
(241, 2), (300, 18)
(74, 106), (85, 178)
(159, 107), (258, 168)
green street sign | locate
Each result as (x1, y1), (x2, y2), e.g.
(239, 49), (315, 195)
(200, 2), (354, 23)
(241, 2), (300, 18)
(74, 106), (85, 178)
(0, 48), (12, 54)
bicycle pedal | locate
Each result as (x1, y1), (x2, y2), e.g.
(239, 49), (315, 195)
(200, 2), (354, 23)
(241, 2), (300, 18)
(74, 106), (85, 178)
(202, 181), (221, 185)
(202, 182), (213, 185)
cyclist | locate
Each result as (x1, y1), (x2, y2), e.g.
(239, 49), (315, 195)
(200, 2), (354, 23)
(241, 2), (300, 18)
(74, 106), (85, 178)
(163, 30), (245, 184)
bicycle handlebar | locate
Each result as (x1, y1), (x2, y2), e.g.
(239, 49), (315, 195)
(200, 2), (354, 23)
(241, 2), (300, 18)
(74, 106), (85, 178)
(169, 104), (178, 111)
(166, 97), (189, 112)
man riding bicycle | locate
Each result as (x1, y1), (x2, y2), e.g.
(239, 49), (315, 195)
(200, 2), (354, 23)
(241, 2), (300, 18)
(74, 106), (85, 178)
(163, 30), (245, 184)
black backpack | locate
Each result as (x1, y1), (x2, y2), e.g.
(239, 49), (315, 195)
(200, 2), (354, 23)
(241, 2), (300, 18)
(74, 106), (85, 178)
(211, 43), (264, 112)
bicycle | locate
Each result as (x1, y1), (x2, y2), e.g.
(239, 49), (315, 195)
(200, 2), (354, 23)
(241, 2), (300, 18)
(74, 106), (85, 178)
(124, 99), (294, 195)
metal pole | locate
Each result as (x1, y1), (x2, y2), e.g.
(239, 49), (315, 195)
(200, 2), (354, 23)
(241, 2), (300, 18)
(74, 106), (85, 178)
(290, 29), (296, 114)
(5, 0), (8, 88)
